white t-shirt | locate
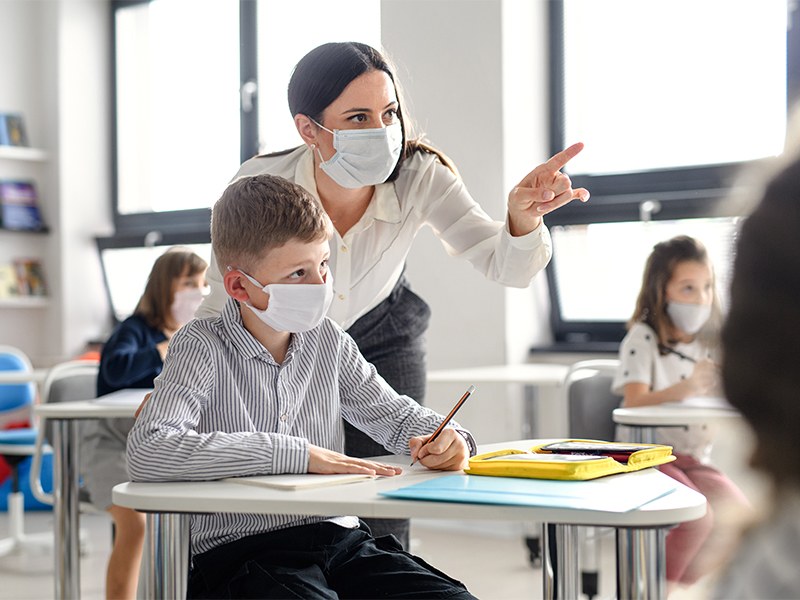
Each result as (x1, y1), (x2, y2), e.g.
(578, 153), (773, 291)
(198, 146), (552, 330)
(612, 322), (717, 461)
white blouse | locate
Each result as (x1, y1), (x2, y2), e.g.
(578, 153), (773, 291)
(612, 322), (718, 462)
(198, 146), (552, 330)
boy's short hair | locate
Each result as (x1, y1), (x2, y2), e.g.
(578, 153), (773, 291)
(211, 175), (330, 273)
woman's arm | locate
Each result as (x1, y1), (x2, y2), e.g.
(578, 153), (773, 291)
(414, 155), (552, 288)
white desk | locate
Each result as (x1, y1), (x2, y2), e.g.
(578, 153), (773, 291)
(113, 439), (706, 600)
(33, 388), (148, 600)
(614, 404), (741, 444)
(0, 368), (49, 385)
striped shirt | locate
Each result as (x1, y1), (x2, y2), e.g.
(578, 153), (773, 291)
(127, 297), (473, 556)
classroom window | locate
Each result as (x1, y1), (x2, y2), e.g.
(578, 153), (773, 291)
(114, 0), (241, 220)
(541, 0), (798, 351)
(111, 0), (380, 237)
(256, 1), (380, 154)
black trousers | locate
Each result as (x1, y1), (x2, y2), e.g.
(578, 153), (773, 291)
(344, 274), (431, 550)
(187, 520), (475, 600)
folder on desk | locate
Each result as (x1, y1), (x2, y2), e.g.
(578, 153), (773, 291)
(464, 439), (675, 481)
(381, 472), (678, 512)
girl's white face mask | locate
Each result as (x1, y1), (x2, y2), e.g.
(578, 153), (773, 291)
(238, 270), (333, 333)
(667, 301), (712, 335)
(312, 118), (403, 189)
(171, 288), (207, 327)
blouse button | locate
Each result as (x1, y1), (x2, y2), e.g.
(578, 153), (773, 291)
(338, 294), (346, 301)
(280, 414), (288, 422)
(341, 245), (348, 253)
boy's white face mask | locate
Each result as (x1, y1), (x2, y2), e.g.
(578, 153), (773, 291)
(238, 270), (333, 333)
(667, 301), (711, 335)
(311, 118), (402, 189)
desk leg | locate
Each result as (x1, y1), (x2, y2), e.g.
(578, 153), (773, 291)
(616, 527), (667, 600)
(52, 419), (80, 600)
(522, 384), (537, 438)
(628, 426), (657, 445)
(542, 523), (579, 600)
(143, 512), (190, 600)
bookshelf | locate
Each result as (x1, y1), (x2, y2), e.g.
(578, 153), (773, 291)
(0, 144), (51, 320)
(0, 296), (49, 308)
(0, 145), (48, 162)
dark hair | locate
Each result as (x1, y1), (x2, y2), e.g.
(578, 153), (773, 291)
(268, 41), (456, 178)
(135, 248), (207, 330)
(629, 235), (723, 351)
(722, 157), (800, 486)
(211, 174), (330, 273)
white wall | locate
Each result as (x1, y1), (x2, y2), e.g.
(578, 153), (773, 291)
(382, 0), (558, 441)
(50, 0), (114, 363)
(0, 1), (50, 361)
(0, 0), (112, 366)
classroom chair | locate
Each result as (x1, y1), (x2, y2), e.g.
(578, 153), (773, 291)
(0, 345), (52, 559)
(29, 360), (100, 515)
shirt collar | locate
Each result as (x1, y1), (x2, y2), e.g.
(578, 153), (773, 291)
(295, 147), (401, 225)
(220, 297), (305, 364)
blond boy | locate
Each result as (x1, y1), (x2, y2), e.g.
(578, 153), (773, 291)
(127, 174), (476, 599)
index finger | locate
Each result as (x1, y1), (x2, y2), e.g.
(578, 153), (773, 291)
(544, 142), (584, 172)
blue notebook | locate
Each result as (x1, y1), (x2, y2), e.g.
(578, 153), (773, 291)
(381, 473), (678, 513)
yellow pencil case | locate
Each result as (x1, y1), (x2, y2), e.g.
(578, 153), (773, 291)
(464, 439), (676, 481)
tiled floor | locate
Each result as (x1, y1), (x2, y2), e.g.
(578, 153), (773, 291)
(0, 511), (720, 600)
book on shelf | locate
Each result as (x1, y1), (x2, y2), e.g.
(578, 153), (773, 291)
(0, 264), (19, 298)
(0, 113), (29, 147)
(0, 180), (46, 231)
(12, 257), (47, 297)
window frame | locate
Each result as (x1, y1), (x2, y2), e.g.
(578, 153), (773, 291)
(540, 0), (800, 352)
(109, 0), (258, 239)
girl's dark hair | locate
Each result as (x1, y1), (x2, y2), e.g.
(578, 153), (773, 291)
(629, 235), (722, 351)
(722, 157), (800, 485)
(265, 41), (456, 178)
(134, 248), (207, 331)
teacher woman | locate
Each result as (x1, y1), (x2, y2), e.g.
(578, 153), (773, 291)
(197, 41), (589, 547)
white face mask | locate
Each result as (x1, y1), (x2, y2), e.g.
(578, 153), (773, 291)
(312, 119), (403, 189)
(239, 270), (333, 333)
(667, 301), (712, 335)
(171, 288), (206, 327)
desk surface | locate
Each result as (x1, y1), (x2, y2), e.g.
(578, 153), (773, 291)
(427, 364), (568, 386)
(113, 440), (706, 528)
(0, 368), (49, 385)
(613, 403), (741, 427)
(34, 388), (148, 419)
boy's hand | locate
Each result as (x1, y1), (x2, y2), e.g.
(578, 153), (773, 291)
(307, 445), (402, 477)
(409, 429), (469, 471)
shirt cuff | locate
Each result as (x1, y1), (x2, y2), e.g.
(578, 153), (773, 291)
(454, 428), (478, 457)
(503, 219), (550, 251)
(270, 435), (310, 474)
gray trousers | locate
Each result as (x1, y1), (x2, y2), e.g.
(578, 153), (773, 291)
(345, 274), (431, 550)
